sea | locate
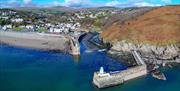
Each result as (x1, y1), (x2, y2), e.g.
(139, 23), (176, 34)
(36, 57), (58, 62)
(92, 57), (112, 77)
(0, 40), (180, 91)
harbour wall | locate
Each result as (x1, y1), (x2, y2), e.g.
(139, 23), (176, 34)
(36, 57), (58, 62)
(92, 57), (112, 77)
(93, 64), (147, 88)
(70, 38), (80, 55)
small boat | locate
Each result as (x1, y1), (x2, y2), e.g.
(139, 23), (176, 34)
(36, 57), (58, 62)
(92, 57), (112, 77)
(152, 70), (166, 80)
(85, 50), (93, 53)
(98, 49), (106, 52)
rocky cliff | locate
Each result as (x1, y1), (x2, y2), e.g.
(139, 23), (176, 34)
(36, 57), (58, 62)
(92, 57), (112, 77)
(109, 40), (180, 64)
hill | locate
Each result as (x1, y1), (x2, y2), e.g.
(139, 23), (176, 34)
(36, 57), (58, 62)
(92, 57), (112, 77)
(14, 6), (74, 15)
(101, 5), (180, 45)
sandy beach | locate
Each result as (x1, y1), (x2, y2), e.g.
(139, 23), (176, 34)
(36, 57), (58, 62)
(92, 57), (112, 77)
(0, 31), (69, 52)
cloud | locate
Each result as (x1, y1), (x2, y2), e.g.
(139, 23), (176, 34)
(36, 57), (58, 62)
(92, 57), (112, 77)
(0, 0), (20, 8)
(62, 0), (92, 7)
(22, 0), (38, 7)
(52, 1), (61, 6)
(134, 2), (162, 7)
(104, 0), (161, 7)
(23, 0), (32, 4)
(161, 0), (171, 3)
(105, 0), (122, 6)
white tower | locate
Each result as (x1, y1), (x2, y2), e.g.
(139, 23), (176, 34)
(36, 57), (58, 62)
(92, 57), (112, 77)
(98, 66), (110, 77)
(99, 67), (104, 74)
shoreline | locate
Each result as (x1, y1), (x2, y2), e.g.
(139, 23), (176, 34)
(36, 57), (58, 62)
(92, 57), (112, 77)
(0, 31), (70, 53)
(0, 42), (67, 54)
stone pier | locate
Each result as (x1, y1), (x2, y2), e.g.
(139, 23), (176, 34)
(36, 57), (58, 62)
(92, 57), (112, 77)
(69, 37), (80, 55)
(93, 51), (147, 88)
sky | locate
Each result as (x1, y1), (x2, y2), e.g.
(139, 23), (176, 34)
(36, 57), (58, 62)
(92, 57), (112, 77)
(0, 0), (180, 8)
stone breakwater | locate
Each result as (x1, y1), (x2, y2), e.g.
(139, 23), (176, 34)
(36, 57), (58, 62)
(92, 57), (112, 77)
(93, 65), (147, 88)
(93, 51), (147, 88)
(110, 40), (180, 64)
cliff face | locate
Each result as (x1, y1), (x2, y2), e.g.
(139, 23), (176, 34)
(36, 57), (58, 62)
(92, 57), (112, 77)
(101, 5), (180, 64)
(110, 40), (180, 64)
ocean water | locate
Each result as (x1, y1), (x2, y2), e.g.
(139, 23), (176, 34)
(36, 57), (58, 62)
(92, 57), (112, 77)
(0, 42), (180, 91)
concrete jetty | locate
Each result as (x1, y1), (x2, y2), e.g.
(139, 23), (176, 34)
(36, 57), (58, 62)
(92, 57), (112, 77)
(93, 50), (147, 88)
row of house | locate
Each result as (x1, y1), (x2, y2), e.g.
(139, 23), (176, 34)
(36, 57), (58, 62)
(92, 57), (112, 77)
(0, 10), (16, 16)
(0, 22), (81, 33)
(11, 18), (24, 22)
(0, 24), (34, 30)
(48, 22), (81, 33)
(73, 9), (118, 19)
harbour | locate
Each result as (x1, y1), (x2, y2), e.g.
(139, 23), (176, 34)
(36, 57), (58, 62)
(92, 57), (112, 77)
(0, 33), (180, 91)
(0, 36), (180, 91)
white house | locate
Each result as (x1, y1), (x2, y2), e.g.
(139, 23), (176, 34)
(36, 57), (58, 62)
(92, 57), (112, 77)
(26, 25), (34, 29)
(0, 16), (9, 19)
(54, 28), (62, 33)
(11, 18), (23, 22)
(49, 28), (63, 33)
(49, 28), (54, 32)
(2, 25), (12, 30)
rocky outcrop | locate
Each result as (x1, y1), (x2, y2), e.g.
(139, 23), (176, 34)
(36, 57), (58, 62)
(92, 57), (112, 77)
(110, 40), (180, 64)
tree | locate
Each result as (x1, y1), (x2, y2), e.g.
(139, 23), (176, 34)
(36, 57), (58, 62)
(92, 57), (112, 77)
(0, 18), (10, 26)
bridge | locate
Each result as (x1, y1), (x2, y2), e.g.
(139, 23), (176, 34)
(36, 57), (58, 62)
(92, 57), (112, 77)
(93, 50), (147, 88)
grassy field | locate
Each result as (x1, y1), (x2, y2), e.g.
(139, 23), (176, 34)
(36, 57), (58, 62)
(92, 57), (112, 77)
(12, 27), (27, 31)
(37, 28), (48, 33)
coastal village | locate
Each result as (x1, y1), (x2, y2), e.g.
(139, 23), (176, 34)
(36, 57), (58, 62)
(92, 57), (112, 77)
(0, 8), (119, 33)
(0, 5), (180, 89)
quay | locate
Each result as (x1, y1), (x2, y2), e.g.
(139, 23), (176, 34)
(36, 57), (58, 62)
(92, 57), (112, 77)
(69, 37), (80, 55)
(67, 32), (86, 55)
(93, 50), (147, 88)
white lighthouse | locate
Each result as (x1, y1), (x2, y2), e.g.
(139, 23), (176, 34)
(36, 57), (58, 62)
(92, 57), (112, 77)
(99, 67), (104, 74)
(98, 67), (110, 77)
